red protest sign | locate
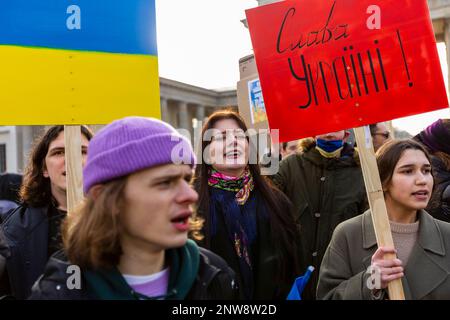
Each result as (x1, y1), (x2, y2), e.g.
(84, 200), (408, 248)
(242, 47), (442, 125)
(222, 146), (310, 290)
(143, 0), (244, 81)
(246, 0), (449, 142)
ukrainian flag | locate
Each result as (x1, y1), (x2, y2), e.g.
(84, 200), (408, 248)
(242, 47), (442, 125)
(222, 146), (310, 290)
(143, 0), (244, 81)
(0, 0), (160, 125)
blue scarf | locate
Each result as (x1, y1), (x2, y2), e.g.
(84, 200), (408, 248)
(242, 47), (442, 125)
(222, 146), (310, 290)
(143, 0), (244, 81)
(209, 188), (268, 299)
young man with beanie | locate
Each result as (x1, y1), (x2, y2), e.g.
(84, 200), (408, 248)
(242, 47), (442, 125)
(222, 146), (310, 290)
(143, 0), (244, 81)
(272, 130), (368, 300)
(29, 116), (238, 300)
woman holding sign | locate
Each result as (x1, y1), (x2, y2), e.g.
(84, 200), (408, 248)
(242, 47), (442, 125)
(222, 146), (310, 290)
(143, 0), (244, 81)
(317, 139), (450, 300)
(29, 117), (238, 300)
(193, 110), (300, 300)
(0, 125), (93, 299)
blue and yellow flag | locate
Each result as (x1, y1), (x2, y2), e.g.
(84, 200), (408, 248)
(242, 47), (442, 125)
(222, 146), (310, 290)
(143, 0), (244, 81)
(0, 0), (160, 125)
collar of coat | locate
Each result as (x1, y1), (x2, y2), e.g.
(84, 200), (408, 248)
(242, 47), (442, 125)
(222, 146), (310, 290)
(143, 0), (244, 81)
(362, 209), (445, 256)
(361, 209), (448, 300)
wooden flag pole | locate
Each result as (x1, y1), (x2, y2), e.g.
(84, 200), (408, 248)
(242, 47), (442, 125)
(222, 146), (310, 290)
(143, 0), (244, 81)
(64, 125), (84, 213)
(354, 126), (405, 300)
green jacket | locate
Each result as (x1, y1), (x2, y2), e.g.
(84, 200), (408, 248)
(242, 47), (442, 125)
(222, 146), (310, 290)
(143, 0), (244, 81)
(273, 140), (367, 299)
(318, 210), (450, 300)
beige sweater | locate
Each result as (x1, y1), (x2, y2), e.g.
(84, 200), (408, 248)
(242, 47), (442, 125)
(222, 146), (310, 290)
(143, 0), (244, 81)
(390, 220), (420, 266)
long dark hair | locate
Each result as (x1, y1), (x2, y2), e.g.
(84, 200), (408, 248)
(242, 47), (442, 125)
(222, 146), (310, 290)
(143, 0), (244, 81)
(20, 125), (94, 207)
(193, 109), (300, 283)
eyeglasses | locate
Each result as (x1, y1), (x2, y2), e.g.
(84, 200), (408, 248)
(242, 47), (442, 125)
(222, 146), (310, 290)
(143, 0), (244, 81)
(373, 132), (390, 139)
(212, 130), (247, 142)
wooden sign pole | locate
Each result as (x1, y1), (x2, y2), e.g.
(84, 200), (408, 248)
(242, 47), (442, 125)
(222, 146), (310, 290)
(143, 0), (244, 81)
(354, 126), (405, 300)
(64, 125), (84, 213)
(386, 121), (395, 139)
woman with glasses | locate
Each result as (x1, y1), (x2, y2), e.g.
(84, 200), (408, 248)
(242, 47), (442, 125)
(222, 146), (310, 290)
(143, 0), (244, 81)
(193, 110), (300, 300)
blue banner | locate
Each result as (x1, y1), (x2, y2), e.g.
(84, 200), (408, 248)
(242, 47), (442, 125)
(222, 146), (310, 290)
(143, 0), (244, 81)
(0, 0), (157, 55)
(286, 266), (315, 300)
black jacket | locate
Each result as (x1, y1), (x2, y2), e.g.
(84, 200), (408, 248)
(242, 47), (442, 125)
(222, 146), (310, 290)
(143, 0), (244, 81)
(0, 205), (52, 299)
(413, 134), (450, 222)
(426, 155), (450, 222)
(199, 188), (298, 300)
(29, 248), (239, 300)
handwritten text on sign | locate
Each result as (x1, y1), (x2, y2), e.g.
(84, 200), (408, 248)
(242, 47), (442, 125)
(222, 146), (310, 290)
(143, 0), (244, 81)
(246, 0), (448, 142)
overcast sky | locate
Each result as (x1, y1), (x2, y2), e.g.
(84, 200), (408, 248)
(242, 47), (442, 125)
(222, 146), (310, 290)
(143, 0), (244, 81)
(155, 0), (449, 136)
(156, 0), (255, 89)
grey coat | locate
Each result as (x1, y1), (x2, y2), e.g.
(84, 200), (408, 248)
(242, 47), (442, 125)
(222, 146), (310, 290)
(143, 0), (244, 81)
(317, 210), (450, 300)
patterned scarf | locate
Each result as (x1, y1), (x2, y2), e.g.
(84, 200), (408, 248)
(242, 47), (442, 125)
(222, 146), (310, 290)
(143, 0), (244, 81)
(208, 167), (254, 205)
(208, 167), (257, 298)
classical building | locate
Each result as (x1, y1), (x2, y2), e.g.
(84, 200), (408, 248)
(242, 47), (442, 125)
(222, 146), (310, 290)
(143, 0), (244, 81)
(430, 0), (450, 87)
(159, 77), (237, 141)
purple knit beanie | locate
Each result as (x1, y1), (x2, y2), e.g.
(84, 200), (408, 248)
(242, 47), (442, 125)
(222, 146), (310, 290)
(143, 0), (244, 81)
(83, 116), (196, 194)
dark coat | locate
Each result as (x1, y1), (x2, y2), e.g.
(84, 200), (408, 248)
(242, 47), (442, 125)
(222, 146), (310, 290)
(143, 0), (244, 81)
(317, 210), (450, 300)
(0, 173), (22, 204)
(427, 155), (450, 222)
(200, 188), (298, 300)
(0, 230), (6, 283)
(29, 248), (239, 300)
(272, 140), (368, 299)
(0, 205), (51, 299)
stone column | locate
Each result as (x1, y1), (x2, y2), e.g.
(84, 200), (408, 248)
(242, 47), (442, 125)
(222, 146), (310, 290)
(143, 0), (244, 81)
(178, 101), (189, 131)
(19, 126), (34, 171)
(160, 97), (169, 122)
(445, 18), (450, 93)
(195, 104), (206, 123)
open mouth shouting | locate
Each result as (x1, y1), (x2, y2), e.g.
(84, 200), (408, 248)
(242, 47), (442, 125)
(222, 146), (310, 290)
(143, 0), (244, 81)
(170, 211), (191, 232)
(411, 189), (430, 201)
(224, 149), (243, 160)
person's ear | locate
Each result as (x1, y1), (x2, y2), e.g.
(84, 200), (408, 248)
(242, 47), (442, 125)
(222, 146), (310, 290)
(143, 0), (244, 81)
(382, 182), (390, 193)
(89, 184), (104, 200)
(42, 163), (49, 178)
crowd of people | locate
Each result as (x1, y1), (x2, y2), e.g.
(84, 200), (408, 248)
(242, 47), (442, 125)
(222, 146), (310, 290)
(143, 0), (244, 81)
(0, 113), (449, 300)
